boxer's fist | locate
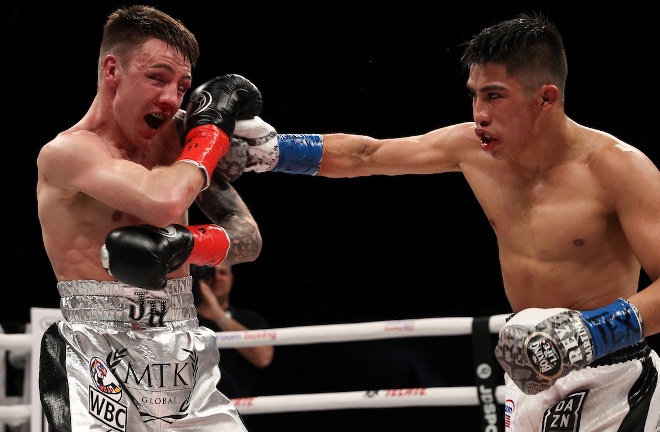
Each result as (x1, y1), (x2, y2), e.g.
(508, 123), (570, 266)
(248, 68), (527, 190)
(101, 224), (194, 290)
(495, 299), (643, 395)
(184, 74), (263, 138)
(178, 74), (263, 189)
(215, 116), (278, 182)
(214, 116), (323, 181)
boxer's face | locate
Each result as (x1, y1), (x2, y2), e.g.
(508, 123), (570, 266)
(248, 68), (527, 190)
(467, 62), (539, 161)
(112, 38), (192, 147)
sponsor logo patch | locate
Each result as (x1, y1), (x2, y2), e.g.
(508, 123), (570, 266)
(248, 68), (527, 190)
(504, 399), (515, 430)
(525, 332), (562, 379)
(89, 356), (126, 431)
(542, 390), (588, 432)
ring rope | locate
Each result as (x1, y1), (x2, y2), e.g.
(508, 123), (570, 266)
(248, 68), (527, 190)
(0, 315), (509, 350)
(232, 385), (507, 414)
(215, 314), (509, 348)
(0, 334), (30, 351)
(0, 312), (510, 425)
(0, 405), (31, 427)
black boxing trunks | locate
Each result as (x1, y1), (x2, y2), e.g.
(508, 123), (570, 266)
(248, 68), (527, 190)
(39, 277), (248, 432)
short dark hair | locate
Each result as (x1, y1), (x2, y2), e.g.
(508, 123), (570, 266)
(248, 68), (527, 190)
(98, 5), (200, 82)
(461, 12), (568, 101)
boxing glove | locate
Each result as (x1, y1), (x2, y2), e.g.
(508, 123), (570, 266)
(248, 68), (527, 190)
(101, 224), (231, 290)
(495, 299), (644, 395)
(215, 116), (323, 182)
(215, 116), (277, 181)
(177, 74), (263, 189)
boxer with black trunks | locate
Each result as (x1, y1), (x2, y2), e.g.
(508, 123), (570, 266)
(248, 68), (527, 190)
(36, 5), (263, 431)
(191, 13), (660, 431)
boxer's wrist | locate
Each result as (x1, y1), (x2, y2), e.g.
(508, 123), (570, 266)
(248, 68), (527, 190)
(272, 134), (323, 175)
(177, 125), (230, 190)
(185, 224), (230, 266)
(580, 298), (644, 359)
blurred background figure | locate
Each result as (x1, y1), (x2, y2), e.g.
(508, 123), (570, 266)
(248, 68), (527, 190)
(191, 264), (274, 399)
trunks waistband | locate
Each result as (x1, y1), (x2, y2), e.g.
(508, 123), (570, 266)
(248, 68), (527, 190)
(590, 340), (651, 367)
(57, 277), (197, 329)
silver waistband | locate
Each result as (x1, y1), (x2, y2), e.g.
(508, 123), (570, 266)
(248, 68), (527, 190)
(58, 277), (198, 329)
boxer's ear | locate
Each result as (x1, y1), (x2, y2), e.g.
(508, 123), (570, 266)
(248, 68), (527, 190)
(538, 84), (559, 109)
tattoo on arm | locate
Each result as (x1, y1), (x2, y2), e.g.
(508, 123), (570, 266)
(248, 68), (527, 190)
(195, 172), (262, 264)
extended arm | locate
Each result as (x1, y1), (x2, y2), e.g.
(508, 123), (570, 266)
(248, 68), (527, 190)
(215, 116), (468, 182)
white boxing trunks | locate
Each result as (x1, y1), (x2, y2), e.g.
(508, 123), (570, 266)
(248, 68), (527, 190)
(503, 341), (660, 432)
(39, 277), (248, 432)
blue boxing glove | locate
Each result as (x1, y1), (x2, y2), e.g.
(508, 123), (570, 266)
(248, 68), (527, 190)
(214, 116), (324, 182)
(495, 298), (644, 395)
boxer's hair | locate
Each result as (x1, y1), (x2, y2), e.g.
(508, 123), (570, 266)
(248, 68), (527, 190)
(97, 5), (200, 84)
(460, 12), (568, 102)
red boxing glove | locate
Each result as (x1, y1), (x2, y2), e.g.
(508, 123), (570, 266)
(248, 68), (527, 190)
(185, 224), (231, 266)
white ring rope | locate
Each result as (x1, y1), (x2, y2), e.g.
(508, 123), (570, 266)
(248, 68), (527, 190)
(0, 314), (509, 350)
(0, 311), (510, 426)
(0, 405), (31, 427)
(215, 314), (509, 348)
(233, 386), (507, 415)
(0, 333), (31, 352)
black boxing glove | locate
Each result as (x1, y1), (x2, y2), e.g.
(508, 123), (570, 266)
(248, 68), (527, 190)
(101, 224), (231, 290)
(177, 74), (263, 189)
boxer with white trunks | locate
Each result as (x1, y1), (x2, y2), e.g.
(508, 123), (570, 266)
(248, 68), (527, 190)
(40, 278), (247, 431)
(35, 6), (263, 431)
(206, 13), (660, 429)
(222, 115), (660, 430)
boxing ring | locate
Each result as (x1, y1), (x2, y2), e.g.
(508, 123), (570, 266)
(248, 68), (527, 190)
(0, 307), (509, 431)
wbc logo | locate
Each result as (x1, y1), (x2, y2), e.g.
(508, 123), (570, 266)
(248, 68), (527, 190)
(88, 356), (128, 431)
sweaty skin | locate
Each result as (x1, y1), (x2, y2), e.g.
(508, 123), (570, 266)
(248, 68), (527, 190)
(317, 63), (660, 336)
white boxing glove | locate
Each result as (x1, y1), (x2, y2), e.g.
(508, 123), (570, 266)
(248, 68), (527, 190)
(495, 299), (643, 395)
(235, 116), (280, 173)
(214, 116), (278, 182)
(214, 116), (324, 182)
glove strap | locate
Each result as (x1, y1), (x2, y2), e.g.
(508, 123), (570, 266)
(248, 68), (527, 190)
(176, 125), (230, 190)
(580, 298), (644, 359)
(184, 224), (231, 266)
(273, 134), (323, 175)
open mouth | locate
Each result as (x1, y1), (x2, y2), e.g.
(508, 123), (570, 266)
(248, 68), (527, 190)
(480, 132), (495, 150)
(145, 113), (165, 130)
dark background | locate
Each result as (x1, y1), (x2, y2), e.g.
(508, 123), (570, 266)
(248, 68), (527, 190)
(6, 1), (657, 431)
